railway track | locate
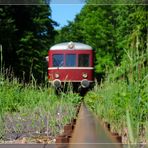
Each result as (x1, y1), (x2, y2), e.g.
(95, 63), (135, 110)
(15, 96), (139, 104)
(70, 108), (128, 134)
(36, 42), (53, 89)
(56, 102), (122, 148)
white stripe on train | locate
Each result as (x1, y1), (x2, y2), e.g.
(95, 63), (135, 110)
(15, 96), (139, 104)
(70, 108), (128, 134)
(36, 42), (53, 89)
(48, 67), (94, 70)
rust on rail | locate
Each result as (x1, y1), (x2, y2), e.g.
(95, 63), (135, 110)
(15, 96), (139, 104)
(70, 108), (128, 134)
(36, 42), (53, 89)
(68, 103), (122, 148)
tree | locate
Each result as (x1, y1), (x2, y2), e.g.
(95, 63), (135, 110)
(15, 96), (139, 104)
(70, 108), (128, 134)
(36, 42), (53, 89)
(0, 6), (16, 72)
(0, 4), (57, 83)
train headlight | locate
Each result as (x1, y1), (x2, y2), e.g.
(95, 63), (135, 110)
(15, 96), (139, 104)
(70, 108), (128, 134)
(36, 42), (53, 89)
(55, 73), (60, 78)
(82, 73), (88, 78)
(68, 41), (75, 49)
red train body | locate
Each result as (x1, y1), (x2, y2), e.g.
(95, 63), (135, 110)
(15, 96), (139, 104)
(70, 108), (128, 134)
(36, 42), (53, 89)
(48, 42), (94, 90)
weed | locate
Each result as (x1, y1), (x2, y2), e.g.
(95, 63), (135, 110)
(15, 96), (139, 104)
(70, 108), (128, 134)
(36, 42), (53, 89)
(85, 46), (148, 144)
(0, 74), (81, 142)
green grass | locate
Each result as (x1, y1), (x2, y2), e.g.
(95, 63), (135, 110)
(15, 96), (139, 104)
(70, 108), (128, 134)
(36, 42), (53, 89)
(85, 49), (148, 144)
(0, 75), (81, 141)
(85, 75), (148, 144)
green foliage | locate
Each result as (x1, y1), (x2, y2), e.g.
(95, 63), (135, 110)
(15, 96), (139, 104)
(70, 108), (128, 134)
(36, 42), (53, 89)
(85, 47), (148, 143)
(84, 12), (148, 141)
(60, 92), (82, 106)
(0, 4), (57, 83)
(0, 75), (81, 140)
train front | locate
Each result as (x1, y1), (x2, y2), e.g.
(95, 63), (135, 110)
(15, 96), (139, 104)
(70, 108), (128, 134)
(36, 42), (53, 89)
(48, 42), (94, 91)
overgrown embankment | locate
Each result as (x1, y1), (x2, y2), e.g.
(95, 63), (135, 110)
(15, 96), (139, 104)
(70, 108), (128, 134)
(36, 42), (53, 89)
(0, 77), (81, 143)
(85, 50), (148, 144)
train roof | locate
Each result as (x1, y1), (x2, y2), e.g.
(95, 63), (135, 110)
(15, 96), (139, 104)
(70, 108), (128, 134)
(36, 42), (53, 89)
(50, 42), (92, 50)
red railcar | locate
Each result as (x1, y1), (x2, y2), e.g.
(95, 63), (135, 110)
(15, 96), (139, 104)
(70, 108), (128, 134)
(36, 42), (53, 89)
(48, 42), (94, 90)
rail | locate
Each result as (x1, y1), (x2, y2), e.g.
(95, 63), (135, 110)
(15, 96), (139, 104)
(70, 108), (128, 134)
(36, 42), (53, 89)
(68, 103), (122, 148)
(56, 102), (122, 148)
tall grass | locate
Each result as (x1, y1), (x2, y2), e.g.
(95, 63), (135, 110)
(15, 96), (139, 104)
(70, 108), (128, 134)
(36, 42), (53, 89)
(85, 47), (148, 144)
(0, 74), (81, 141)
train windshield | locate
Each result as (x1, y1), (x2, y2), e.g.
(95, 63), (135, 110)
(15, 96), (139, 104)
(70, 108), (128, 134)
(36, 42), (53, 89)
(66, 54), (76, 67)
(78, 54), (89, 67)
(53, 54), (64, 67)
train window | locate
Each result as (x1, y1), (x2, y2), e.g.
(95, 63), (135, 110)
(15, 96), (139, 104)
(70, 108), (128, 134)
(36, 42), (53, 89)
(66, 54), (76, 67)
(53, 54), (64, 67)
(78, 54), (89, 67)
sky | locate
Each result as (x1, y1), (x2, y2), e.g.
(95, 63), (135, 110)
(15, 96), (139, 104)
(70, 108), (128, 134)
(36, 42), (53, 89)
(50, 0), (85, 29)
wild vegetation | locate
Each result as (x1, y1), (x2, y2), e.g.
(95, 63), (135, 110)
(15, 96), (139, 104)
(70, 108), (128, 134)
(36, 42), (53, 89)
(85, 49), (148, 144)
(0, 0), (147, 144)
(0, 74), (81, 142)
